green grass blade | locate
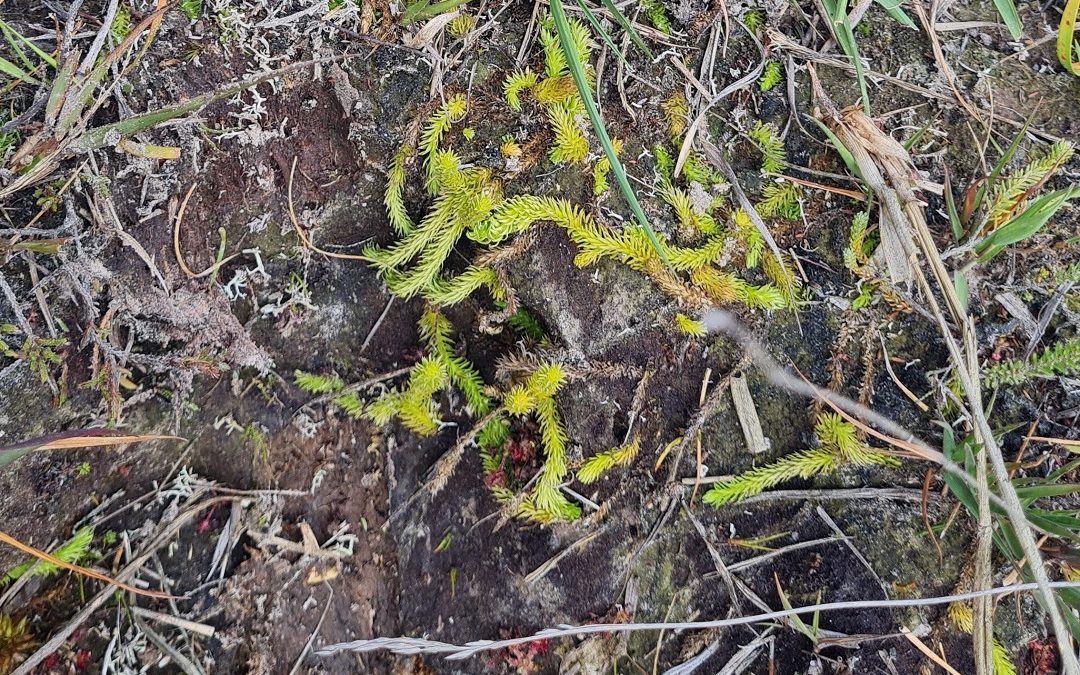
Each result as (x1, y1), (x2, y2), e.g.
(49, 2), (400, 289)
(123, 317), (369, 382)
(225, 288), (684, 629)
(811, 116), (863, 180)
(992, 0), (1023, 40)
(0, 19), (57, 68)
(45, 57), (76, 126)
(1, 23), (34, 71)
(549, 0), (671, 267)
(872, 0), (916, 28)
(972, 115), (1032, 220)
(599, 0), (652, 58)
(976, 185), (1080, 261)
(0, 56), (37, 84)
(831, 1), (871, 115)
(1013, 484), (1080, 500)
(399, 0), (467, 25)
(572, 0), (630, 66)
(943, 166), (964, 240)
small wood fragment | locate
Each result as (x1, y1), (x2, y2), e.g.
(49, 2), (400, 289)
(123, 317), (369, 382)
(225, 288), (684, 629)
(730, 372), (768, 455)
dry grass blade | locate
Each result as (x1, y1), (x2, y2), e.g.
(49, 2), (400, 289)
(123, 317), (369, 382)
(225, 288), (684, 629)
(0, 529), (169, 599)
(0, 429), (182, 467)
(900, 628), (963, 675)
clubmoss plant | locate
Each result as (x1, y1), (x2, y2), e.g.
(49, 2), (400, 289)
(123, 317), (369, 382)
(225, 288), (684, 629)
(984, 338), (1080, 387)
(500, 16), (593, 166)
(364, 310), (490, 434)
(3, 526), (95, 584)
(674, 313), (707, 337)
(758, 60), (782, 92)
(756, 181), (802, 221)
(503, 69), (539, 112)
(748, 121), (786, 174)
(0, 613), (34, 674)
(495, 362), (581, 522)
(295, 310), (488, 434)
(703, 413), (899, 506)
(366, 129), (505, 301)
(641, 0), (672, 32)
(661, 92), (688, 140)
(984, 141), (1075, 233)
(447, 13), (476, 38)
(384, 146), (415, 235)
(577, 436), (641, 483)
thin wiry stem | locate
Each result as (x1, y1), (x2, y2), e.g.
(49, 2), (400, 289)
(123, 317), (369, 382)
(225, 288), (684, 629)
(315, 581), (1080, 660)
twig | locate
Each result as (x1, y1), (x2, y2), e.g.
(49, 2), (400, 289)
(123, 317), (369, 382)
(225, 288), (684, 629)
(666, 365), (745, 484)
(361, 295), (394, 353)
(699, 140), (789, 283)
(686, 487), (930, 504)
(314, 581), (1080, 660)
(878, 333), (929, 412)
(683, 502), (741, 611)
(130, 607), (216, 638)
(921, 469), (944, 563)
(1023, 282), (1073, 359)
(900, 628), (962, 675)
(730, 371), (768, 454)
(173, 181), (198, 278)
(815, 506), (890, 600)
(304, 366), (412, 409)
(523, 531), (602, 585)
(133, 614), (205, 675)
(672, 19), (765, 178)
(288, 157), (370, 261)
(768, 29), (1064, 142)
(721, 536), (845, 573)
(288, 584), (334, 675)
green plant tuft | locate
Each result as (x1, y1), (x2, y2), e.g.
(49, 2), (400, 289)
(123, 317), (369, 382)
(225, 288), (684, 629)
(385, 146), (415, 235)
(3, 527), (95, 584)
(662, 92), (688, 140)
(703, 413), (898, 506)
(495, 362), (582, 523)
(503, 69), (539, 112)
(447, 13), (476, 38)
(547, 99), (589, 164)
(675, 313), (707, 337)
(748, 121), (786, 174)
(759, 60), (783, 92)
(420, 94), (469, 193)
(577, 437), (640, 483)
(641, 0), (672, 32)
(984, 338), (1080, 387)
(756, 181), (802, 220)
(294, 370), (344, 394)
(179, 0), (202, 19)
(984, 141), (1075, 233)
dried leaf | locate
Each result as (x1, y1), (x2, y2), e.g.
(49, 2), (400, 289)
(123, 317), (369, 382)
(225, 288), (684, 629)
(403, 11), (459, 48)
